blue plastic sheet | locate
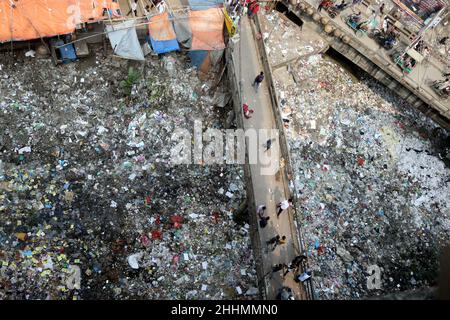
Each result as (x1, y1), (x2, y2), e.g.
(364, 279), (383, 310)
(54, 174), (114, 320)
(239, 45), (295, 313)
(149, 37), (180, 54)
(188, 50), (208, 68)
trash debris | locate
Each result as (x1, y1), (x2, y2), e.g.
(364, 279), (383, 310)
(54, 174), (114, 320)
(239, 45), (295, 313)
(127, 253), (143, 269)
(25, 50), (36, 58)
(0, 48), (256, 299)
(267, 14), (450, 299)
(66, 265), (82, 290)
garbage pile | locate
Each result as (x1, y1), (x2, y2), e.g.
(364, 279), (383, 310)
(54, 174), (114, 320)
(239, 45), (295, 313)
(0, 48), (257, 299)
(260, 11), (327, 67)
(273, 54), (450, 299)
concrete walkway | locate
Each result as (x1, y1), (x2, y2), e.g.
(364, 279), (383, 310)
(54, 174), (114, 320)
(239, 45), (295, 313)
(232, 16), (308, 300)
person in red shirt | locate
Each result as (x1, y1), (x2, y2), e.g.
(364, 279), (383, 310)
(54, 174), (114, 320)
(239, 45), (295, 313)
(242, 103), (254, 119)
(318, 0), (333, 12)
(248, 0), (260, 19)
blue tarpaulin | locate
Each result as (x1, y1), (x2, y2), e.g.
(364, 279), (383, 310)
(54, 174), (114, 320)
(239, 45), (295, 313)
(149, 37), (180, 54)
(188, 50), (208, 68)
(188, 0), (223, 10)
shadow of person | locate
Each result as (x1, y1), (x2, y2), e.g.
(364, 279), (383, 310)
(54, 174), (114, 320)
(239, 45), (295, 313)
(272, 185), (284, 204)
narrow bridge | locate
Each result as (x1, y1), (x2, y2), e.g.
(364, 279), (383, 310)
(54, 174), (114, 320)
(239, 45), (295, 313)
(226, 16), (314, 300)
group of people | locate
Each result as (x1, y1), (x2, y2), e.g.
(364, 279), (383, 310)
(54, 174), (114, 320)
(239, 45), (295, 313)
(257, 198), (312, 298)
(317, 1), (390, 35)
(376, 18), (400, 49)
(256, 198), (293, 231)
(266, 255), (308, 278)
(317, 0), (353, 13)
(413, 39), (430, 56)
(348, 11), (367, 30)
(317, 0), (373, 16)
(229, 0), (261, 21)
(396, 54), (416, 75)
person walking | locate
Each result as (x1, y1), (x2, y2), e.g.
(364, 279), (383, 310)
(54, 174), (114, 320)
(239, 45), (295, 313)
(266, 235), (280, 246)
(318, 0), (332, 12)
(276, 198), (293, 218)
(259, 215), (270, 228)
(252, 71), (264, 92)
(277, 286), (295, 300)
(379, 3), (385, 15)
(439, 36), (449, 45)
(291, 254), (307, 268)
(264, 138), (276, 152)
(248, 0), (260, 20)
(336, 0), (348, 10)
(272, 235), (286, 251)
(127, 0), (138, 16)
(257, 204), (270, 228)
(257, 204), (266, 217)
(283, 262), (296, 278)
(243, 103), (254, 119)
(285, 254), (308, 276)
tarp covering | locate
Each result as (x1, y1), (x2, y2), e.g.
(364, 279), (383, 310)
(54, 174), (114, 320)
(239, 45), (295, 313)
(75, 0), (113, 22)
(188, 0), (223, 11)
(150, 38), (180, 54)
(223, 7), (236, 37)
(172, 11), (192, 48)
(189, 7), (225, 50)
(0, 0), (116, 43)
(106, 20), (145, 61)
(148, 12), (179, 54)
(0, 0), (75, 42)
(148, 12), (176, 41)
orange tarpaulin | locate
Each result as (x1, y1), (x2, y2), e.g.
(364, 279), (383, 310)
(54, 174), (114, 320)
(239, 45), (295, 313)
(75, 0), (112, 22)
(189, 7), (225, 51)
(0, 0), (114, 43)
(148, 12), (176, 41)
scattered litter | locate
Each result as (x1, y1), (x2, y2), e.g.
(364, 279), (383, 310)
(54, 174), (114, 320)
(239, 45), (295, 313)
(25, 50), (36, 58)
(0, 28), (255, 300)
(271, 41), (450, 299)
(127, 252), (143, 269)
